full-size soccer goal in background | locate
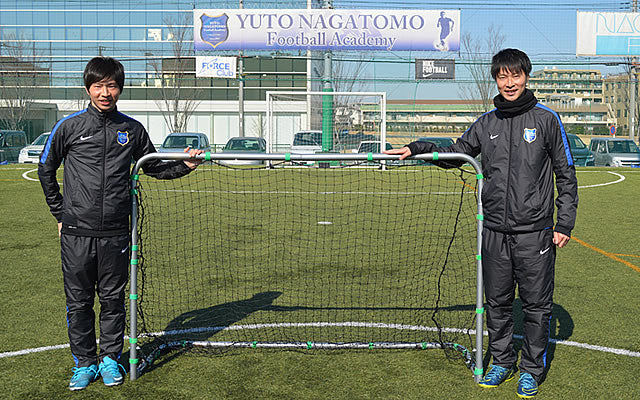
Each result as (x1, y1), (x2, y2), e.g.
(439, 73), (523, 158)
(265, 91), (387, 153)
(128, 152), (485, 382)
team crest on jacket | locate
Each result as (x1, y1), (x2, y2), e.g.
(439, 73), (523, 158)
(116, 131), (129, 146)
(523, 128), (537, 143)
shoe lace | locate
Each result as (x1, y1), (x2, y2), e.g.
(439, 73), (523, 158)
(485, 365), (507, 380)
(519, 373), (537, 390)
(99, 360), (126, 377)
(71, 366), (96, 379)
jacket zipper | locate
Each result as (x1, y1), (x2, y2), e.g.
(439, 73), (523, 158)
(100, 113), (106, 230)
(504, 118), (512, 230)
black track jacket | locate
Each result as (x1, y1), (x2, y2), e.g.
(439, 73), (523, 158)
(408, 102), (578, 237)
(38, 105), (192, 237)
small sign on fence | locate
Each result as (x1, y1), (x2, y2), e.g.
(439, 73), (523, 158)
(415, 59), (455, 80)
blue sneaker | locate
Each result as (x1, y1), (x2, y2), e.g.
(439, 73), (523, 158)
(98, 356), (126, 387)
(69, 364), (98, 391)
(478, 364), (517, 388)
(517, 372), (539, 398)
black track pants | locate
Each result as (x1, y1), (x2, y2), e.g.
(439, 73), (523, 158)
(61, 234), (129, 367)
(482, 228), (555, 382)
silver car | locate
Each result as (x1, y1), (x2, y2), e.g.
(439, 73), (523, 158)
(589, 138), (640, 167)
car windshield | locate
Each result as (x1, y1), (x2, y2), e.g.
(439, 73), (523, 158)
(418, 137), (454, 147)
(607, 140), (639, 153)
(162, 135), (199, 149)
(567, 136), (586, 149)
(32, 134), (50, 146)
(223, 139), (263, 151)
(293, 132), (322, 146)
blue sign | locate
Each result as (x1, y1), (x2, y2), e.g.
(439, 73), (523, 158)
(200, 13), (229, 49)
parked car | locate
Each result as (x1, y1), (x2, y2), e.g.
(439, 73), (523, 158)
(589, 137), (640, 167)
(220, 136), (267, 166)
(290, 130), (323, 154)
(0, 130), (28, 164)
(566, 133), (594, 166)
(418, 136), (455, 147)
(158, 132), (211, 153)
(18, 132), (50, 163)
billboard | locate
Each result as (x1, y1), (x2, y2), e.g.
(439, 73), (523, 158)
(415, 59), (455, 79)
(577, 11), (640, 56)
(194, 9), (460, 52)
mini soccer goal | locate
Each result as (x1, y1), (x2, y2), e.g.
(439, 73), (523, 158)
(128, 152), (485, 382)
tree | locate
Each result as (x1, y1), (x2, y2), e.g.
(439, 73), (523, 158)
(459, 25), (506, 117)
(0, 34), (44, 134)
(149, 16), (201, 133)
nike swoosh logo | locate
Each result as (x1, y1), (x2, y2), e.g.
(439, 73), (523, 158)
(80, 135), (93, 141)
(539, 247), (550, 255)
(490, 134), (499, 140)
(121, 246), (129, 254)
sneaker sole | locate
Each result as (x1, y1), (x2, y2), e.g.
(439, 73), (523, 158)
(517, 393), (537, 399)
(103, 380), (123, 387)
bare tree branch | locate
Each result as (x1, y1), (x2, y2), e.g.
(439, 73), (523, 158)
(149, 16), (201, 133)
(459, 25), (506, 118)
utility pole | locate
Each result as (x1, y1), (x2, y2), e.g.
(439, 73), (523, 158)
(321, 0), (333, 152)
(631, 0), (637, 142)
(238, 0), (245, 137)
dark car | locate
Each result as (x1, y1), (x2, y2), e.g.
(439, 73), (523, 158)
(220, 136), (267, 165)
(566, 133), (594, 166)
(0, 130), (28, 164)
(418, 136), (455, 147)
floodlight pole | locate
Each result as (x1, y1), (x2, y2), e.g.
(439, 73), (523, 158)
(631, 0), (638, 143)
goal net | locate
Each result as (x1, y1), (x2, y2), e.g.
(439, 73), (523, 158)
(129, 153), (483, 380)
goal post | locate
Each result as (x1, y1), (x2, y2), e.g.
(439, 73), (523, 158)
(128, 152), (485, 383)
(265, 91), (387, 154)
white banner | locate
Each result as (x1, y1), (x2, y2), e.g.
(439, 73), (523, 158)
(195, 56), (237, 78)
(577, 11), (640, 56)
(194, 9), (460, 52)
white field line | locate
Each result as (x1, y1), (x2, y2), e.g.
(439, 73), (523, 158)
(2, 321), (638, 359)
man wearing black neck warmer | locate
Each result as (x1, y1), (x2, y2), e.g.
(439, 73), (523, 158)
(386, 49), (578, 398)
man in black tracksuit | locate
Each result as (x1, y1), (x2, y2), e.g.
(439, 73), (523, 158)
(38, 57), (203, 390)
(386, 49), (577, 398)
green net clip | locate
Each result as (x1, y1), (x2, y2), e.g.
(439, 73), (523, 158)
(129, 358), (138, 364)
(420, 342), (428, 350)
(474, 367), (483, 376)
(476, 254), (482, 261)
(432, 152), (439, 161)
(204, 151), (211, 161)
(367, 152), (373, 161)
(251, 341), (258, 348)
(131, 174), (139, 181)
(131, 245), (139, 252)
(129, 294), (138, 300)
(368, 342), (374, 349)
(129, 337), (138, 344)
(306, 341), (313, 349)
(130, 188), (138, 195)
(130, 259), (139, 265)
(476, 173), (484, 180)
(182, 340), (187, 348)
(285, 153), (291, 161)
(476, 214), (484, 221)
(476, 307), (485, 314)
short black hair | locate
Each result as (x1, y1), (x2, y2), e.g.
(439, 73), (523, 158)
(83, 57), (125, 92)
(490, 48), (532, 80)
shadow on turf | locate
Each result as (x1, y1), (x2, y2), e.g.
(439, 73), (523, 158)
(125, 291), (284, 376)
(481, 301), (574, 385)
